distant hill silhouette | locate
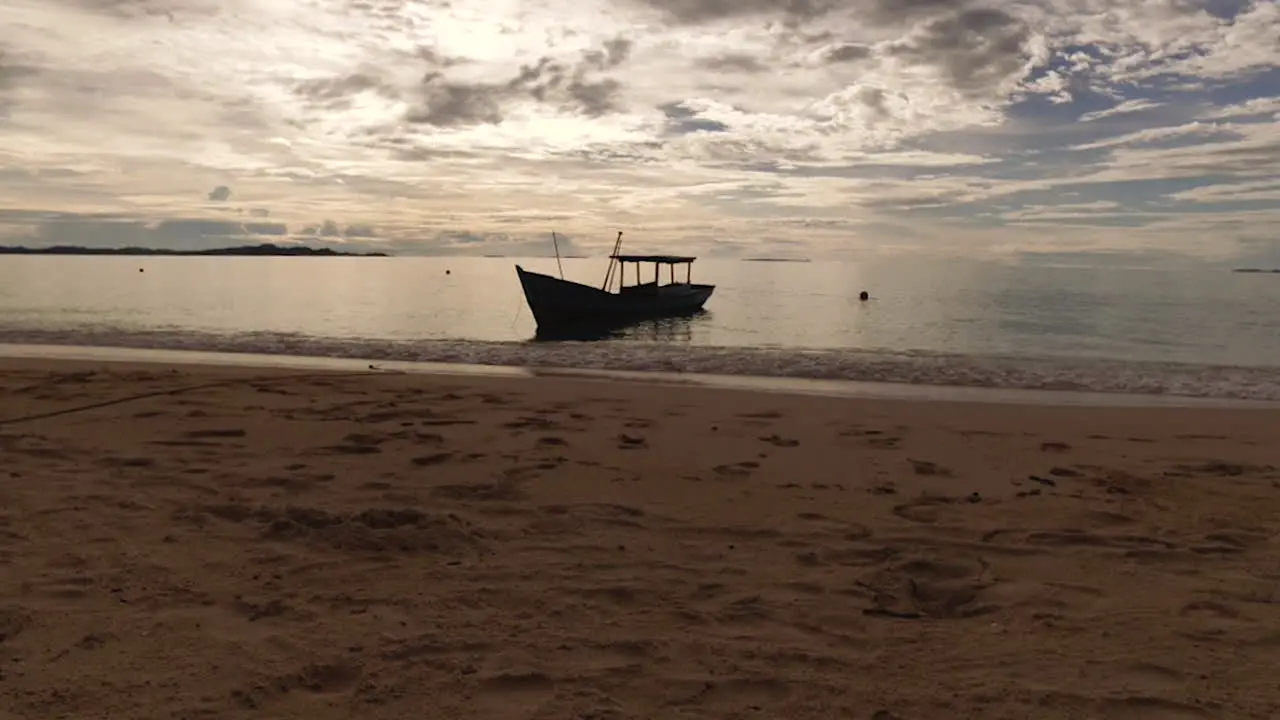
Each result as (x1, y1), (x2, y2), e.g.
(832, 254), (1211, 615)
(0, 243), (389, 257)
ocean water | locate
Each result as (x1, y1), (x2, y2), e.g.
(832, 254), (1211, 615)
(1, 254), (1278, 401)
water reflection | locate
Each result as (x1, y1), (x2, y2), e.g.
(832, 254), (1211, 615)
(2, 256), (1278, 368)
(529, 310), (707, 342)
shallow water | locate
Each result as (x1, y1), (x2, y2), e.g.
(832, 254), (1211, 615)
(1, 255), (1277, 400)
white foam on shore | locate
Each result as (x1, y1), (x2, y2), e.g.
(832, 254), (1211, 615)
(2, 334), (1279, 408)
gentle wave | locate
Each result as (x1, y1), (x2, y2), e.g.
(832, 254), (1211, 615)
(2, 327), (1279, 401)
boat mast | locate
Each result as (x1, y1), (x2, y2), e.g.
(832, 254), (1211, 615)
(551, 231), (565, 279)
(601, 231), (624, 291)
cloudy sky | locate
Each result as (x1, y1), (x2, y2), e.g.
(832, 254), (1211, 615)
(1, 0), (1277, 262)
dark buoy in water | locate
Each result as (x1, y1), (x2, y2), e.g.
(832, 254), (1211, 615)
(139, 268), (145, 273)
(859, 290), (869, 301)
(445, 269), (451, 275)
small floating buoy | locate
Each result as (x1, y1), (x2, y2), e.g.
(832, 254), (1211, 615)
(859, 290), (869, 301)
(139, 268), (145, 273)
(445, 269), (451, 275)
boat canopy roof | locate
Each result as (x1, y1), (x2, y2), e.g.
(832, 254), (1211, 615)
(610, 254), (697, 264)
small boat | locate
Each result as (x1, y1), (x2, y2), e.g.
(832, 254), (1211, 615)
(515, 231), (715, 331)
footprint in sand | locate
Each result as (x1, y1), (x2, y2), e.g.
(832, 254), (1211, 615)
(343, 432), (384, 445)
(410, 452), (454, 466)
(868, 482), (898, 495)
(1178, 600), (1239, 619)
(318, 443), (381, 455)
(617, 434), (647, 449)
(1100, 696), (1212, 719)
(693, 678), (791, 709)
(30, 574), (95, 600)
(103, 456), (156, 468)
(907, 459), (951, 476)
(1040, 441), (1071, 452)
(712, 460), (759, 479)
(1176, 460), (1274, 477)
(1118, 662), (1186, 692)
(150, 439), (226, 449)
(1201, 530), (1265, 549)
(231, 660), (363, 709)
(842, 428), (903, 449)
(861, 555), (995, 620)
(758, 434), (799, 447)
(0, 605), (33, 643)
(152, 428), (247, 448)
(1081, 509), (1138, 527)
(476, 671), (555, 710)
(433, 481), (525, 502)
(65, 631), (112, 654)
(841, 427), (879, 437)
(233, 597), (291, 621)
(292, 660), (363, 694)
(504, 416), (557, 431)
(738, 410), (783, 419)
(890, 494), (971, 523)
(315, 433), (386, 455)
(957, 429), (1006, 438)
(1023, 529), (1178, 553)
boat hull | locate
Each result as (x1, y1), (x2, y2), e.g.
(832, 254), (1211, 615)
(515, 265), (714, 329)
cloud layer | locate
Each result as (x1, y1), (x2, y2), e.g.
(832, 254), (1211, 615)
(1, 0), (1277, 262)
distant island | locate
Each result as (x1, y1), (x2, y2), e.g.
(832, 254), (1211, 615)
(743, 257), (811, 263)
(1232, 268), (1280, 273)
(0, 243), (389, 257)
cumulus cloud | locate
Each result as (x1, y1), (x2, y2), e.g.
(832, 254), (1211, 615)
(0, 0), (1276, 261)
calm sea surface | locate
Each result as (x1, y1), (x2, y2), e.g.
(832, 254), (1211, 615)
(1, 255), (1278, 400)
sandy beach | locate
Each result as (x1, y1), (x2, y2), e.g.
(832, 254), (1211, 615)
(1, 358), (1278, 719)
